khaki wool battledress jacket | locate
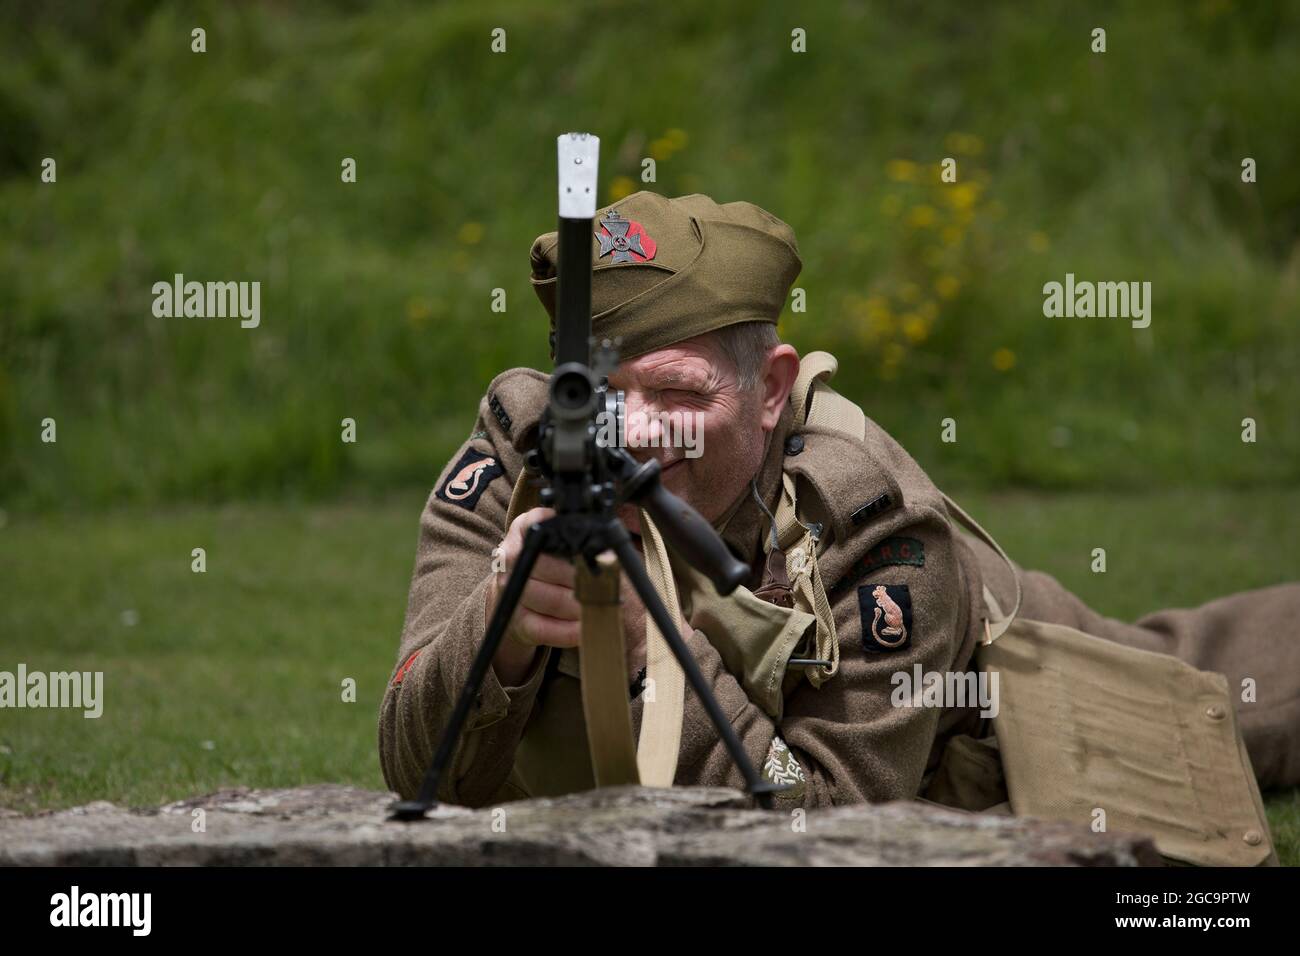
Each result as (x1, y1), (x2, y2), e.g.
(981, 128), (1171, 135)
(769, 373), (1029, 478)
(384, 366), (1006, 810)
(379, 367), (1300, 822)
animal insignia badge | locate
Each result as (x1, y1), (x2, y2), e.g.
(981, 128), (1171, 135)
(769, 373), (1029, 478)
(446, 458), (494, 499)
(858, 583), (913, 652)
(436, 448), (504, 510)
(595, 209), (657, 263)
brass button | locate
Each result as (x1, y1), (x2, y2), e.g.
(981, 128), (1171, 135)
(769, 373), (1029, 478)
(1205, 704), (1225, 720)
(1244, 830), (1263, 846)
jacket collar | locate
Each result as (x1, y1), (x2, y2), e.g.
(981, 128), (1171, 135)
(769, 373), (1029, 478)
(717, 401), (794, 573)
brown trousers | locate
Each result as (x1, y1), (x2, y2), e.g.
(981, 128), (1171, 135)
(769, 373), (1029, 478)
(977, 545), (1300, 791)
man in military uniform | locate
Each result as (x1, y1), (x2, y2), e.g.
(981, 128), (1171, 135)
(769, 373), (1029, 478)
(379, 191), (1298, 863)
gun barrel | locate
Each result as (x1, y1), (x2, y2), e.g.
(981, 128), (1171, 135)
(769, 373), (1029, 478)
(555, 133), (599, 366)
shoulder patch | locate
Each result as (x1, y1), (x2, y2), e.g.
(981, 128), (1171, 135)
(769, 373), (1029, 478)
(436, 448), (504, 510)
(837, 536), (924, 590)
(858, 583), (912, 653)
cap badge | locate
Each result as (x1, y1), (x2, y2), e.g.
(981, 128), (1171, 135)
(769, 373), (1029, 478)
(595, 209), (657, 263)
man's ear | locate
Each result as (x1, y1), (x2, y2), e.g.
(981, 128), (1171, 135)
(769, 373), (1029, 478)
(760, 345), (800, 431)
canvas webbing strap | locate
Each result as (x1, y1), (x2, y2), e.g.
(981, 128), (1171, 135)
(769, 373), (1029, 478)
(792, 351), (867, 438)
(575, 553), (639, 786)
(635, 510), (687, 786)
(939, 492), (1022, 643)
(504, 470), (541, 525)
(772, 472), (839, 685)
(502, 472), (682, 785)
(766, 350), (865, 689)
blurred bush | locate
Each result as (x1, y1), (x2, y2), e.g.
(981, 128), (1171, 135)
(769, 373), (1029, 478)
(1, 0), (1297, 510)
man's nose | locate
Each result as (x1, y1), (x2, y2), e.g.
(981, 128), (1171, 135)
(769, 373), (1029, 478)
(623, 391), (665, 453)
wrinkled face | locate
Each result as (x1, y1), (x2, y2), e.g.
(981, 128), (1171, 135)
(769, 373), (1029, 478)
(605, 331), (793, 534)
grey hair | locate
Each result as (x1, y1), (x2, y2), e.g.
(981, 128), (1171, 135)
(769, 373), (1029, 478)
(710, 321), (781, 389)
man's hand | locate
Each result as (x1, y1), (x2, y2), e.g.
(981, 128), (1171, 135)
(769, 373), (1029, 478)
(488, 507), (578, 686)
(487, 507), (680, 688)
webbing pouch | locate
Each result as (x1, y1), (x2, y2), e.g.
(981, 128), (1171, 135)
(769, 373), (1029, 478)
(942, 492), (1277, 866)
(978, 617), (1277, 866)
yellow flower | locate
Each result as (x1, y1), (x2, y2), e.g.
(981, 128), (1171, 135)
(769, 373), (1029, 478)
(865, 293), (894, 337)
(945, 183), (978, 211)
(902, 313), (930, 343)
(907, 205), (936, 228)
(608, 176), (636, 202)
(935, 275), (961, 299)
(457, 222), (484, 245)
(1028, 231), (1050, 253)
(900, 282), (921, 304)
(650, 137), (675, 161)
(940, 225), (962, 247)
(886, 159), (918, 182)
(665, 128), (689, 151)
(992, 347), (1016, 372)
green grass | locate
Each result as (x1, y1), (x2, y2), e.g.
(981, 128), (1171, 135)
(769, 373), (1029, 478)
(0, 495), (420, 810)
(0, 0), (1296, 867)
(2, 0), (1299, 508)
(1, 488), (1296, 864)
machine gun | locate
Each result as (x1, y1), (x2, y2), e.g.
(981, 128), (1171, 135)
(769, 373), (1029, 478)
(390, 133), (782, 820)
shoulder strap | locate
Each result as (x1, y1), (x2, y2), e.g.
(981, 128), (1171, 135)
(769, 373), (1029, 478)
(939, 493), (1023, 643)
(791, 351), (866, 440)
(635, 511), (686, 786)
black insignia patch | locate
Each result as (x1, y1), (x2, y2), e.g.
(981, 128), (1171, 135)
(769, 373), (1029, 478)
(851, 493), (894, 525)
(858, 583), (913, 653)
(489, 393), (513, 433)
(436, 448), (504, 510)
